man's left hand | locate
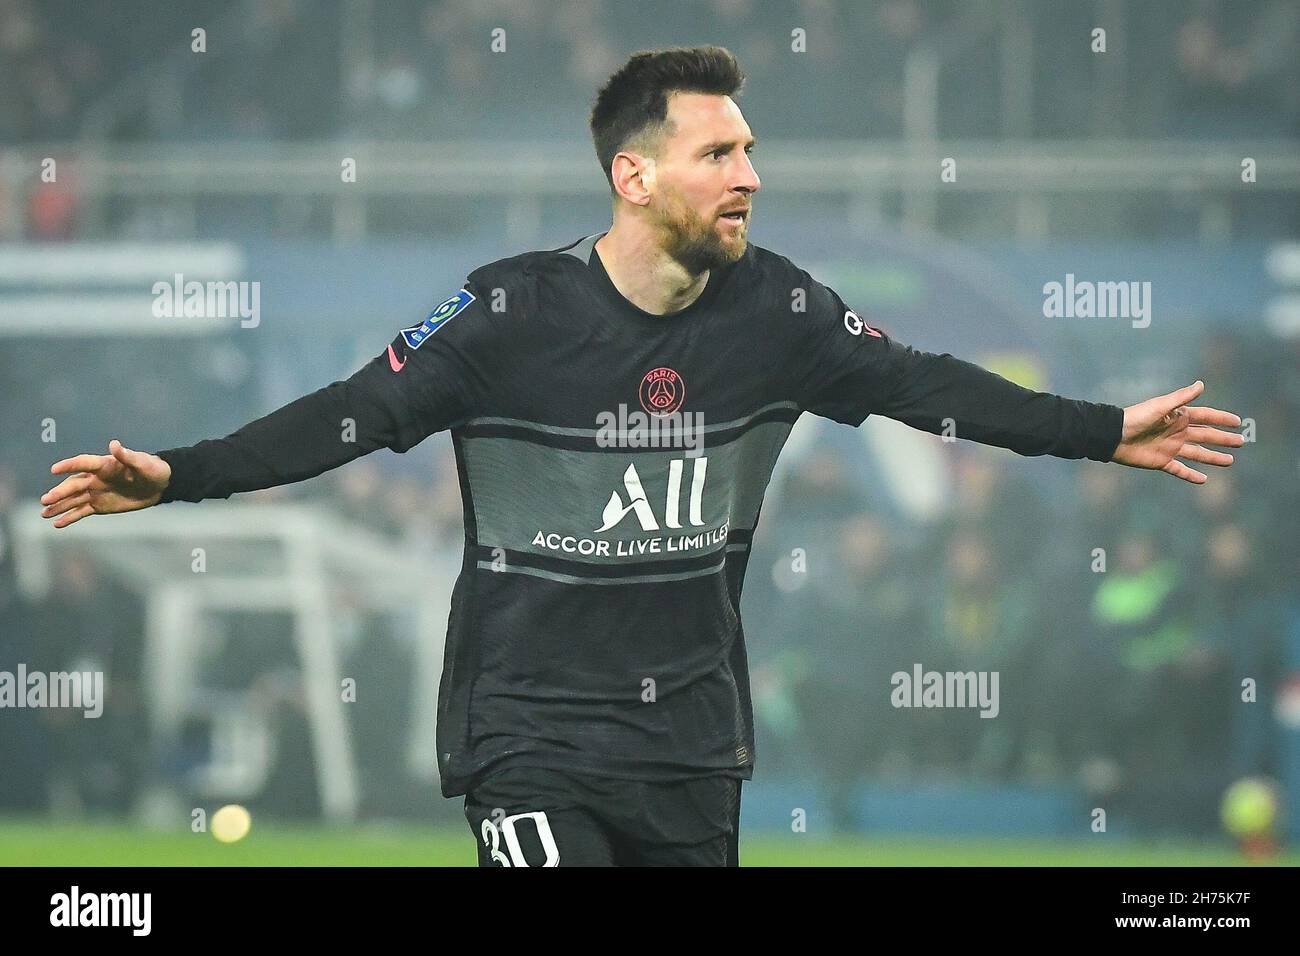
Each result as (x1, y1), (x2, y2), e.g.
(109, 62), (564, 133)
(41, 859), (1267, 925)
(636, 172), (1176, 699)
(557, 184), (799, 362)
(1112, 380), (1244, 484)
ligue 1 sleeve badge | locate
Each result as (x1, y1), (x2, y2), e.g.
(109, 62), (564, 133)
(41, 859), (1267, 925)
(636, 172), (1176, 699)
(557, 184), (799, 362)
(639, 367), (685, 417)
(400, 288), (477, 350)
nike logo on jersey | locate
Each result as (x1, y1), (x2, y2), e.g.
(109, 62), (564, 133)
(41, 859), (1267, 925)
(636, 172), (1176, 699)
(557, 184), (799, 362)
(387, 344), (407, 372)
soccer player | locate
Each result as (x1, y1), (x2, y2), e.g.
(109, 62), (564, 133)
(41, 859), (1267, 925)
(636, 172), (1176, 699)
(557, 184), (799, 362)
(40, 47), (1244, 866)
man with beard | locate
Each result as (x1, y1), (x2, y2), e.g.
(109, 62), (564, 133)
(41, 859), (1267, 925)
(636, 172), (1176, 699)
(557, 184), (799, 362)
(40, 46), (1244, 866)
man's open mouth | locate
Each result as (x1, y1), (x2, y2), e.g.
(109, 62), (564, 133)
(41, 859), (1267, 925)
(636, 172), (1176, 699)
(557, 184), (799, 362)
(720, 210), (747, 221)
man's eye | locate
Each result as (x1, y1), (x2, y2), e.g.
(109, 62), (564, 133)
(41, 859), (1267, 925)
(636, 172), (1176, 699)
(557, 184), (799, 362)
(711, 149), (727, 160)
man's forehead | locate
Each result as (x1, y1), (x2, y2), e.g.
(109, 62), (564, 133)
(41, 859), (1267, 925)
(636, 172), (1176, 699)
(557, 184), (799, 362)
(664, 91), (752, 143)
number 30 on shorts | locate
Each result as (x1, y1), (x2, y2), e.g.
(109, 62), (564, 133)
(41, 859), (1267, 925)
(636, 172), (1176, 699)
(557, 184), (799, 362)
(480, 811), (560, 867)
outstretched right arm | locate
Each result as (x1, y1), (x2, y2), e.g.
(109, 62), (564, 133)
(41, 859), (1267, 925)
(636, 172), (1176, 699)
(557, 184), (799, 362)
(41, 285), (492, 527)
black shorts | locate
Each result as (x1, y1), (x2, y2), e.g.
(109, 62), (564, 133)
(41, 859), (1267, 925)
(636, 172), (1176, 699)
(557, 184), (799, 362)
(464, 766), (742, 867)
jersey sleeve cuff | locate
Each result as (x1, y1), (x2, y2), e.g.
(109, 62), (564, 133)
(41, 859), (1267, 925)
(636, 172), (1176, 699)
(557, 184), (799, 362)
(1085, 403), (1125, 463)
(154, 447), (194, 503)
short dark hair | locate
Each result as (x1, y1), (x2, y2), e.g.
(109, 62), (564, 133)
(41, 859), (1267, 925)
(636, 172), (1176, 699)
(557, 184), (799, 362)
(589, 46), (746, 191)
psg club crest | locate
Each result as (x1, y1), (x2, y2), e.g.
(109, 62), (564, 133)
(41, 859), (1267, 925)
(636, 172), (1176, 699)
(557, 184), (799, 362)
(639, 367), (685, 417)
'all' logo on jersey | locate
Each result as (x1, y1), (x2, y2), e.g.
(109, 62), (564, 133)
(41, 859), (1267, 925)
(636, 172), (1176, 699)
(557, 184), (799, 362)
(597, 460), (708, 533)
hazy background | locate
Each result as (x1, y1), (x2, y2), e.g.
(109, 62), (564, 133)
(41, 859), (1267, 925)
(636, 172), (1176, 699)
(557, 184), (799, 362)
(1, 0), (1298, 861)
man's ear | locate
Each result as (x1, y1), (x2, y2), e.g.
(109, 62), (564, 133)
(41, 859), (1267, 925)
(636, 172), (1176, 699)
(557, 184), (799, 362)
(612, 151), (655, 206)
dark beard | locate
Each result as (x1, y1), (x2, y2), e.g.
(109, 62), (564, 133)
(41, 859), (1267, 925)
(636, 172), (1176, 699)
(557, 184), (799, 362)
(657, 202), (746, 275)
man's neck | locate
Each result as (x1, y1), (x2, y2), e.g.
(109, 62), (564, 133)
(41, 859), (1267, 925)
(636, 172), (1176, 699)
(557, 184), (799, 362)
(594, 224), (710, 316)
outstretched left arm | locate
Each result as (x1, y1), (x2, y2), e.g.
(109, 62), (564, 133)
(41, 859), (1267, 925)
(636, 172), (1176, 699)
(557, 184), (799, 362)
(790, 272), (1244, 481)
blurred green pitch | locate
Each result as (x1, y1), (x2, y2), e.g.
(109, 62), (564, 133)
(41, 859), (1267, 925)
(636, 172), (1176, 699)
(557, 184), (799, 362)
(2, 819), (1293, 866)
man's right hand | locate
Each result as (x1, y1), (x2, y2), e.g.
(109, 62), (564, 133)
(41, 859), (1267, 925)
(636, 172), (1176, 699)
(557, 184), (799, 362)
(41, 439), (172, 528)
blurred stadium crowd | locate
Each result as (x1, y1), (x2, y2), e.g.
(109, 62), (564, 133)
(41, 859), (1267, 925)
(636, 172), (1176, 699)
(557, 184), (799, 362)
(4, 0), (1299, 240)
(5, 0), (1298, 145)
(1, 0), (1297, 837)
(745, 327), (1299, 834)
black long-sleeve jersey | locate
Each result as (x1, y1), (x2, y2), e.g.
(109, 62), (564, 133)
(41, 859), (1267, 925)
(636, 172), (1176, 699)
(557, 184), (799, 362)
(155, 233), (1124, 797)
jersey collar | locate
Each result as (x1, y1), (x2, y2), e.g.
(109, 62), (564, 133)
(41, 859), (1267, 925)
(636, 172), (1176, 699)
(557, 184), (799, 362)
(579, 232), (733, 324)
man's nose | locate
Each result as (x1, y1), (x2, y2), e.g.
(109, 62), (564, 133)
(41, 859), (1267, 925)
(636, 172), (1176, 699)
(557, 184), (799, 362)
(734, 154), (761, 194)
